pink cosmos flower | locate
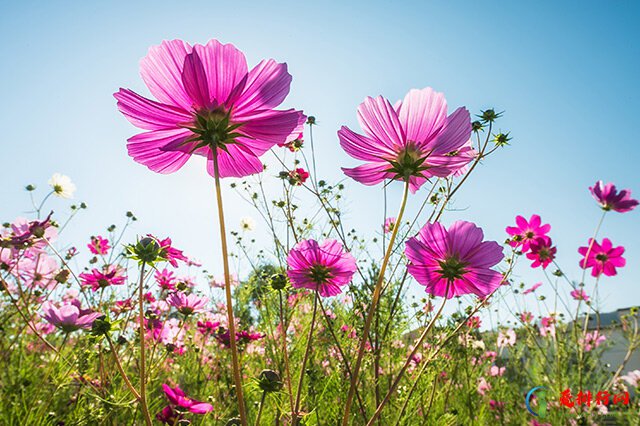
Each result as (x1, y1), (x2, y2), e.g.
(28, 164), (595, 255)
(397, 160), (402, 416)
(155, 268), (177, 291)
(88, 235), (110, 255)
(581, 330), (606, 352)
(570, 288), (589, 302)
(114, 39), (305, 178)
(526, 237), (556, 269)
(167, 292), (208, 315)
(286, 239), (357, 297)
(578, 238), (625, 277)
(79, 265), (126, 291)
(539, 316), (556, 338)
(383, 217), (397, 234)
(197, 320), (221, 337)
(156, 406), (184, 424)
(477, 377), (491, 395)
(157, 237), (189, 267)
(42, 299), (101, 333)
(620, 370), (640, 388)
(589, 181), (638, 213)
(489, 365), (505, 377)
(210, 273), (240, 289)
(505, 214), (551, 252)
(467, 316), (482, 329)
(405, 221), (504, 299)
(288, 167), (309, 185)
(161, 384), (213, 414)
(522, 282), (542, 295)
(496, 329), (516, 348)
(520, 311), (534, 323)
(338, 88), (474, 193)
(278, 132), (303, 152)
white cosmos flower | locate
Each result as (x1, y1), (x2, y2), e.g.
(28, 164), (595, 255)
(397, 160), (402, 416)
(48, 173), (76, 198)
(240, 217), (255, 231)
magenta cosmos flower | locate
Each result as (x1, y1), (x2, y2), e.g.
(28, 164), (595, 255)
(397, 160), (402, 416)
(578, 238), (625, 277)
(87, 235), (110, 255)
(506, 214), (551, 253)
(161, 384), (213, 414)
(526, 237), (556, 269)
(42, 299), (102, 333)
(286, 239), (357, 297)
(405, 221), (504, 298)
(79, 265), (126, 291)
(590, 181), (638, 213)
(338, 88), (474, 193)
(114, 39), (305, 178)
(167, 292), (208, 315)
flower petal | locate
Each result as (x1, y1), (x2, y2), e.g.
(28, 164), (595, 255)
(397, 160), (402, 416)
(114, 89), (191, 130)
(342, 162), (392, 186)
(193, 40), (248, 106)
(233, 59), (292, 116)
(207, 145), (263, 178)
(127, 128), (194, 174)
(397, 88), (447, 146)
(338, 126), (395, 161)
(357, 96), (405, 150)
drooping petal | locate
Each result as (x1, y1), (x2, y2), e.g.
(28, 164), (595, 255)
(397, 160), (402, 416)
(233, 59), (292, 116)
(342, 162), (392, 186)
(193, 40), (248, 106)
(140, 40), (194, 110)
(114, 89), (192, 130)
(127, 128), (194, 174)
(237, 108), (306, 155)
(206, 145), (263, 178)
(357, 96), (405, 150)
(397, 88), (447, 146)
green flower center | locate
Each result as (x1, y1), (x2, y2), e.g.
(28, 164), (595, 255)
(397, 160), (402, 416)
(308, 264), (333, 285)
(184, 108), (244, 153)
(437, 256), (468, 281)
(386, 143), (429, 181)
(595, 253), (608, 262)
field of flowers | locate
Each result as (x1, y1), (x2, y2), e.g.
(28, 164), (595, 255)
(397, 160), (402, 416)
(1, 38), (638, 425)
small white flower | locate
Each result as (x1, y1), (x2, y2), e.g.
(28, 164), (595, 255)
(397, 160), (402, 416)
(471, 339), (486, 350)
(240, 216), (255, 231)
(48, 173), (76, 198)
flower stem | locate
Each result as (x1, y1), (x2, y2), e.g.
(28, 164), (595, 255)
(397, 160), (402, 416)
(342, 180), (410, 426)
(278, 289), (296, 417)
(292, 291), (319, 424)
(137, 261), (153, 426)
(212, 149), (248, 426)
(106, 334), (142, 400)
(255, 391), (267, 426)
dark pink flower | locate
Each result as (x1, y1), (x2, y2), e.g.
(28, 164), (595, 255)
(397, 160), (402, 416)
(578, 238), (625, 277)
(114, 39), (305, 178)
(338, 88), (474, 193)
(286, 239), (357, 297)
(505, 214), (551, 253)
(79, 265), (126, 291)
(197, 320), (221, 336)
(155, 268), (177, 291)
(570, 288), (589, 301)
(278, 132), (303, 152)
(467, 316), (481, 329)
(589, 181), (638, 213)
(157, 237), (189, 268)
(42, 299), (101, 333)
(405, 221), (504, 298)
(87, 235), (110, 255)
(522, 282), (542, 295)
(161, 384), (213, 414)
(581, 330), (606, 352)
(526, 238), (556, 269)
(383, 217), (397, 234)
(156, 405), (184, 424)
(167, 292), (208, 315)
(520, 311), (533, 323)
(288, 167), (309, 185)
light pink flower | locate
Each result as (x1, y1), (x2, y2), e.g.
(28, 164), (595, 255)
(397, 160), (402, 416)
(505, 214), (551, 253)
(155, 268), (177, 291)
(522, 282), (542, 295)
(570, 288), (589, 302)
(161, 384), (213, 414)
(489, 365), (505, 377)
(79, 265), (126, 291)
(520, 311), (534, 323)
(167, 292), (208, 315)
(497, 329), (516, 348)
(589, 181), (638, 213)
(620, 370), (640, 388)
(115, 39), (305, 178)
(477, 377), (491, 395)
(526, 237), (556, 269)
(42, 299), (101, 333)
(88, 235), (110, 255)
(286, 239), (357, 297)
(405, 221), (504, 298)
(539, 316), (556, 338)
(578, 238), (625, 277)
(338, 88), (474, 193)
(383, 217), (397, 234)
(581, 330), (606, 352)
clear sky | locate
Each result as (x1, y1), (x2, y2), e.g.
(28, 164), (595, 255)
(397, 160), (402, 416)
(1, 0), (638, 318)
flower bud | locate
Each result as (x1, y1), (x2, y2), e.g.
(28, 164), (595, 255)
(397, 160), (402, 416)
(270, 274), (287, 290)
(258, 369), (283, 393)
(91, 317), (111, 336)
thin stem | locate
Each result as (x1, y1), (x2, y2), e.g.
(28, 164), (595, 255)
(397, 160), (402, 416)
(106, 335), (142, 400)
(367, 282), (450, 425)
(342, 180), (410, 425)
(137, 261), (153, 426)
(212, 149), (248, 425)
(254, 391), (267, 426)
(292, 291), (319, 424)
(278, 290), (296, 417)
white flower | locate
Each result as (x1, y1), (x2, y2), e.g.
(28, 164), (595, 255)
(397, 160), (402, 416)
(471, 339), (486, 350)
(48, 173), (76, 198)
(240, 216), (255, 231)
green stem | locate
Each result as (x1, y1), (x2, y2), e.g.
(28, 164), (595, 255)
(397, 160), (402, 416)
(292, 291), (319, 424)
(138, 261), (153, 426)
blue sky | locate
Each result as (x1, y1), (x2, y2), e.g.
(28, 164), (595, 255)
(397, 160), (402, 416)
(1, 0), (638, 318)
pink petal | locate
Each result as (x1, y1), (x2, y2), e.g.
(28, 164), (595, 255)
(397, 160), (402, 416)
(447, 221), (484, 259)
(114, 89), (192, 130)
(181, 51), (211, 109)
(206, 145), (263, 178)
(193, 40), (248, 106)
(342, 162), (391, 186)
(233, 59), (292, 116)
(237, 109), (306, 155)
(427, 107), (471, 154)
(338, 126), (395, 161)
(397, 88), (447, 146)
(127, 128), (194, 174)
(357, 96), (405, 150)
(140, 40), (194, 110)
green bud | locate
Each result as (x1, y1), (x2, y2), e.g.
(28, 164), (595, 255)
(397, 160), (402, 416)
(258, 369), (283, 393)
(127, 236), (162, 264)
(91, 317), (111, 336)
(493, 132), (511, 147)
(306, 116), (316, 125)
(25, 184), (36, 191)
(270, 274), (288, 291)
